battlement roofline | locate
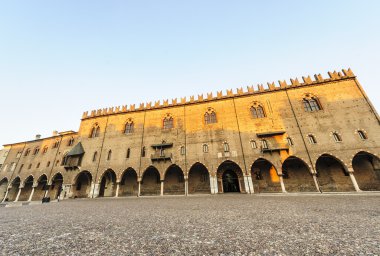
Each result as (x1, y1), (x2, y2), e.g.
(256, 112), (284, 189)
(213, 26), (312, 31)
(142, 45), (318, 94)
(3, 131), (78, 147)
(82, 68), (356, 120)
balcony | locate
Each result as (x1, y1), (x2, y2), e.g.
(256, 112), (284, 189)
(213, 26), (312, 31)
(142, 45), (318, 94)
(261, 144), (289, 153)
(151, 153), (172, 162)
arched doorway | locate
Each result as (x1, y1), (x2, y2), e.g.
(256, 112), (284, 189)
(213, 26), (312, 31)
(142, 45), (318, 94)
(352, 152), (380, 191)
(32, 174), (48, 201)
(282, 157), (317, 192)
(164, 165), (185, 195)
(72, 171), (92, 198)
(188, 163), (210, 194)
(19, 176), (34, 201)
(217, 161), (245, 193)
(316, 154), (354, 192)
(0, 178), (8, 202)
(49, 173), (63, 200)
(141, 167), (161, 196)
(99, 169), (117, 197)
(251, 158), (281, 193)
(7, 177), (21, 201)
(119, 168), (138, 196)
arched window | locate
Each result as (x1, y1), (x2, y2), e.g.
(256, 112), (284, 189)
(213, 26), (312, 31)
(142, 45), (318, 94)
(124, 120), (134, 134)
(163, 114), (174, 129)
(303, 94), (322, 112)
(250, 102), (266, 119)
(68, 137), (74, 146)
(203, 144), (209, 153)
(107, 150), (112, 161)
(286, 137), (294, 146)
(308, 134), (317, 144)
(332, 132), (342, 142)
(28, 164), (32, 169)
(180, 146), (186, 155)
(358, 130), (367, 140)
(42, 146), (48, 154)
(92, 151), (98, 162)
(126, 148), (131, 159)
(261, 139), (269, 149)
(53, 140), (60, 148)
(19, 164), (24, 173)
(61, 153), (69, 166)
(90, 124), (100, 138)
(223, 142), (230, 152)
(141, 146), (146, 157)
(46, 161), (50, 167)
(24, 148), (31, 156)
(33, 147), (40, 155)
(204, 108), (217, 124)
(250, 140), (257, 149)
(36, 162), (40, 168)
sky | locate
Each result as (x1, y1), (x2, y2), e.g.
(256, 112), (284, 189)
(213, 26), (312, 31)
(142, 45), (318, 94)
(0, 1), (379, 147)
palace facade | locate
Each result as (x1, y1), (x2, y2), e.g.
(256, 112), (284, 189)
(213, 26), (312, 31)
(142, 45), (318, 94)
(1, 68), (380, 202)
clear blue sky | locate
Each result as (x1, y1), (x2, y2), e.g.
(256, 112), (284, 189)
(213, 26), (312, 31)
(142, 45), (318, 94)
(0, 1), (379, 146)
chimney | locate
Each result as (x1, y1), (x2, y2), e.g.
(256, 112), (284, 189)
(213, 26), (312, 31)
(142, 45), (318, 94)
(52, 131), (58, 136)
(35, 134), (41, 140)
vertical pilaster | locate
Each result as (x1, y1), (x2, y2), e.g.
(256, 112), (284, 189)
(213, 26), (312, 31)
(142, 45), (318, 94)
(209, 175), (215, 194)
(184, 177), (188, 196)
(137, 181), (141, 197)
(115, 182), (120, 197)
(160, 181), (164, 196)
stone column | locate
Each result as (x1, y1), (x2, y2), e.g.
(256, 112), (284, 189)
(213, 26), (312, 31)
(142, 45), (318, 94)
(348, 167), (361, 192)
(2, 188), (10, 203)
(160, 180), (164, 196)
(115, 182), (120, 197)
(43, 189), (49, 198)
(28, 186), (35, 202)
(90, 183), (100, 198)
(209, 175), (215, 194)
(279, 175), (286, 193)
(213, 176), (219, 194)
(244, 175), (254, 194)
(312, 173), (321, 193)
(15, 187), (22, 202)
(184, 176), (188, 196)
(137, 180), (141, 197)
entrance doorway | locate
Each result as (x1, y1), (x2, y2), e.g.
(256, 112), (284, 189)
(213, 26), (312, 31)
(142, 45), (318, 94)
(222, 169), (240, 193)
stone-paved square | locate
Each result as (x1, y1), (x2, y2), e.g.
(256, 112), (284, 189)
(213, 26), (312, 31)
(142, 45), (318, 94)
(0, 194), (379, 255)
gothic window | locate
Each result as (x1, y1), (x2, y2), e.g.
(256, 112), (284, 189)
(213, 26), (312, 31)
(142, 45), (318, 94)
(16, 151), (22, 158)
(93, 151), (98, 162)
(250, 102), (266, 119)
(204, 108), (217, 124)
(36, 162), (40, 168)
(261, 140), (269, 149)
(107, 150), (112, 161)
(223, 142), (230, 152)
(332, 132), (342, 142)
(24, 148), (31, 156)
(53, 140), (60, 148)
(180, 146), (186, 155)
(203, 144), (209, 153)
(303, 94), (322, 112)
(42, 146), (48, 154)
(28, 164), (32, 169)
(33, 147), (40, 155)
(308, 135), (317, 144)
(19, 164), (24, 173)
(163, 114), (174, 129)
(287, 137), (294, 146)
(141, 147), (146, 157)
(250, 140), (257, 149)
(358, 130), (367, 140)
(124, 120), (134, 134)
(126, 148), (131, 159)
(90, 124), (100, 138)
(61, 153), (69, 166)
(46, 161), (50, 167)
(68, 137), (74, 146)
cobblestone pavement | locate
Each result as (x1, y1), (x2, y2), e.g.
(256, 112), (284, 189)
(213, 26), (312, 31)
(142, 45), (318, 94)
(0, 194), (379, 255)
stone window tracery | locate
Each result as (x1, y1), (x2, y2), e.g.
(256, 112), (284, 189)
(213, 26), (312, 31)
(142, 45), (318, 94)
(90, 123), (100, 138)
(303, 93), (322, 112)
(308, 134), (317, 144)
(24, 148), (31, 156)
(358, 130), (367, 140)
(204, 107), (217, 124)
(332, 132), (342, 142)
(250, 102), (266, 119)
(203, 144), (209, 153)
(223, 142), (230, 152)
(33, 147), (40, 155)
(163, 114), (174, 129)
(68, 137), (75, 146)
(124, 119), (134, 134)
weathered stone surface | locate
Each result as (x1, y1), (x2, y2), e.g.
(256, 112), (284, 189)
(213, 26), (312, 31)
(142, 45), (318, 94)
(0, 194), (379, 255)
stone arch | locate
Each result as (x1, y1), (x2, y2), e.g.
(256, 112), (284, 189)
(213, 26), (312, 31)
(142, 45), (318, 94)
(99, 169), (117, 197)
(32, 174), (48, 201)
(7, 177), (21, 201)
(19, 175), (34, 201)
(164, 164), (185, 195)
(217, 160), (245, 193)
(119, 168), (138, 196)
(251, 158), (281, 193)
(188, 162), (210, 194)
(0, 177), (8, 202)
(351, 151), (380, 191)
(49, 172), (64, 200)
(282, 156), (317, 192)
(315, 154), (354, 192)
(140, 166), (161, 196)
(72, 171), (93, 198)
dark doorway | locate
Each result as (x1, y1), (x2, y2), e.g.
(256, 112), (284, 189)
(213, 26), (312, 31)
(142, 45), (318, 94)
(222, 170), (240, 193)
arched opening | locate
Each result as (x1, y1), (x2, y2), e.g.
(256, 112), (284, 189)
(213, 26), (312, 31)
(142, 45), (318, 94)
(188, 163), (210, 194)
(7, 177), (21, 201)
(141, 167), (161, 196)
(99, 169), (117, 197)
(282, 157), (317, 192)
(119, 168), (138, 196)
(217, 161), (245, 193)
(49, 173), (63, 200)
(19, 176), (34, 201)
(316, 154), (354, 192)
(72, 171), (92, 198)
(352, 152), (380, 191)
(251, 158), (281, 193)
(164, 165), (185, 195)
(0, 178), (8, 202)
(32, 174), (48, 201)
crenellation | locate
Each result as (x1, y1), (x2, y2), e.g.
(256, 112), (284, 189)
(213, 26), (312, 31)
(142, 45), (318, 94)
(171, 98), (177, 105)
(314, 74), (324, 82)
(247, 86), (254, 93)
(217, 91), (223, 98)
(290, 78), (301, 86)
(267, 82), (276, 91)
(302, 76), (313, 84)
(257, 84), (264, 92)
(227, 89), (234, 96)
(237, 87), (244, 95)
(198, 94), (204, 101)
(130, 104), (136, 111)
(163, 99), (169, 106)
(190, 96), (195, 102)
